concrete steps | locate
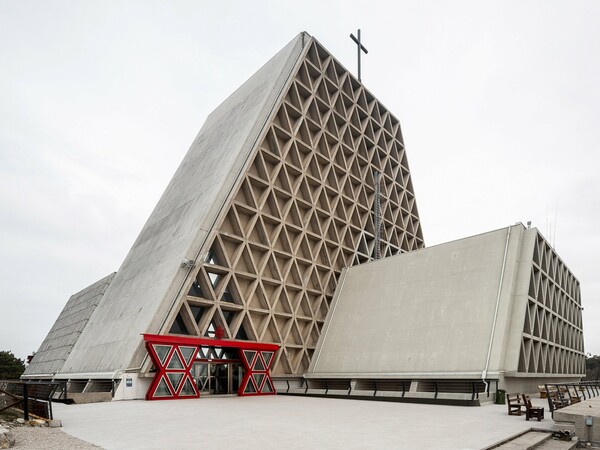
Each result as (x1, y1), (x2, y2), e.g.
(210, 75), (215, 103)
(535, 439), (578, 450)
(487, 430), (577, 450)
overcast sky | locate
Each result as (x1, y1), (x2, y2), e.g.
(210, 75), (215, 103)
(1, 1), (598, 361)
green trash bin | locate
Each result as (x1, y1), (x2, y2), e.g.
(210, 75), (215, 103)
(495, 389), (506, 405)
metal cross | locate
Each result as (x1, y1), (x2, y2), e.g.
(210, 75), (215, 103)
(350, 29), (368, 82)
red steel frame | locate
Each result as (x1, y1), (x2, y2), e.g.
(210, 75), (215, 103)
(143, 334), (279, 400)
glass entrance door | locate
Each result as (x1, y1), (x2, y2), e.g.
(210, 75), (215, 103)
(193, 362), (243, 395)
(212, 363), (229, 395)
(194, 362), (210, 393)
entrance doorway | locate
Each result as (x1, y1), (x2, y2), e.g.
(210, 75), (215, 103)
(144, 334), (279, 400)
(193, 362), (244, 395)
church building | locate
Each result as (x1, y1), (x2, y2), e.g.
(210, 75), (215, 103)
(23, 32), (584, 404)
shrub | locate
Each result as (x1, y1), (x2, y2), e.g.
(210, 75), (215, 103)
(0, 351), (26, 379)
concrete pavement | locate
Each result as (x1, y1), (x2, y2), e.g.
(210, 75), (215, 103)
(54, 395), (553, 449)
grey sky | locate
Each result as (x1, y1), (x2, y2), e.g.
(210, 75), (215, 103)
(1, 0), (598, 360)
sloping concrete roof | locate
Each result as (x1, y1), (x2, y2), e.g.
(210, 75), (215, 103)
(307, 225), (527, 379)
(23, 273), (115, 377)
(60, 33), (307, 375)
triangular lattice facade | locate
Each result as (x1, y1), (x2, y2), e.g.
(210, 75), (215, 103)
(163, 35), (424, 375)
(518, 232), (584, 375)
(26, 32), (425, 381)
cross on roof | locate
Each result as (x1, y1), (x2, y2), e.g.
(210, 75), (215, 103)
(350, 29), (368, 82)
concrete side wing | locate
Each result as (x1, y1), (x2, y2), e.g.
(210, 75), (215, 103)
(23, 273), (115, 377)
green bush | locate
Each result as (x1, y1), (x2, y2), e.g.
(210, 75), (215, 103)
(0, 351), (26, 379)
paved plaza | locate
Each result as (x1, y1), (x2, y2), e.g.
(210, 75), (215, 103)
(54, 395), (553, 449)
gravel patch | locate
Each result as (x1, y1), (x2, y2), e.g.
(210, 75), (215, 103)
(11, 427), (103, 449)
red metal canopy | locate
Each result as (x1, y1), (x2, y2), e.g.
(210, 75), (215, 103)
(143, 334), (279, 400)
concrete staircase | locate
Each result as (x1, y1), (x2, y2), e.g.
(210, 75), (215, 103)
(486, 430), (578, 450)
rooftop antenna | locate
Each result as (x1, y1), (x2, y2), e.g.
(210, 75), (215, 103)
(553, 200), (558, 248)
(546, 204), (549, 242)
(350, 29), (368, 82)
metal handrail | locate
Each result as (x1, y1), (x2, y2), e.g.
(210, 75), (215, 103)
(544, 380), (600, 414)
(0, 380), (66, 420)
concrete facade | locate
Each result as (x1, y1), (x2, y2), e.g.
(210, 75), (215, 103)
(27, 31), (425, 390)
(306, 225), (584, 397)
(160, 33), (424, 376)
(58, 33), (307, 376)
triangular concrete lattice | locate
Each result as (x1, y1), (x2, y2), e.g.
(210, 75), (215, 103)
(34, 32), (425, 379)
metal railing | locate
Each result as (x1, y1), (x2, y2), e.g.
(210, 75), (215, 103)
(0, 380), (67, 420)
(281, 378), (495, 401)
(544, 380), (600, 414)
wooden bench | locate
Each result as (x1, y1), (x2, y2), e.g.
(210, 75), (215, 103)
(507, 393), (525, 415)
(567, 387), (581, 403)
(548, 390), (569, 411)
(539, 384), (559, 399)
(559, 386), (581, 403)
(523, 394), (544, 421)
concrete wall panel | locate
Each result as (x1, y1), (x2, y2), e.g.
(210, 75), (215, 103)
(60, 33), (306, 375)
(309, 227), (518, 377)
